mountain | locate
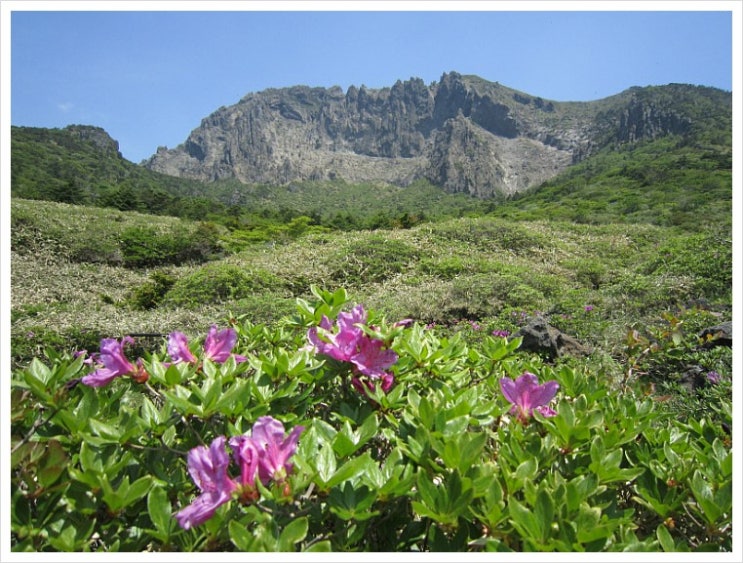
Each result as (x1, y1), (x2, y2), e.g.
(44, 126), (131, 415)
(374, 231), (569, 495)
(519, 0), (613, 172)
(143, 72), (731, 198)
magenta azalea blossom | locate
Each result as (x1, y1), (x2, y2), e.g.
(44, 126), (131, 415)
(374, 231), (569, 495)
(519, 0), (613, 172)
(308, 305), (367, 362)
(250, 416), (305, 484)
(175, 436), (237, 530)
(307, 304), (400, 387)
(81, 337), (147, 387)
(167, 331), (199, 364)
(350, 336), (398, 378)
(167, 326), (247, 366)
(228, 434), (260, 491)
(499, 372), (559, 422)
(177, 418), (304, 529)
(203, 325), (247, 363)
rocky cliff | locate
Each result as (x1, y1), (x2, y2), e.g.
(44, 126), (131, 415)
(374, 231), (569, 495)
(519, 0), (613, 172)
(144, 73), (730, 198)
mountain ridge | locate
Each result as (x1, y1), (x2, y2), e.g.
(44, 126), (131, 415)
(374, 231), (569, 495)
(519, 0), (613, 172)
(143, 72), (731, 197)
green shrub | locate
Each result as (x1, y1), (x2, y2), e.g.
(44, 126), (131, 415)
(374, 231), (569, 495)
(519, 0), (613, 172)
(10, 291), (733, 552)
(331, 237), (419, 285)
(68, 238), (122, 265)
(11, 325), (104, 370)
(417, 256), (469, 279)
(125, 270), (178, 310)
(433, 219), (548, 254)
(643, 231), (731, 299)
(163, 263), (284, 307)
(119, 225), (220, 269)
(564, 258), (608, 289)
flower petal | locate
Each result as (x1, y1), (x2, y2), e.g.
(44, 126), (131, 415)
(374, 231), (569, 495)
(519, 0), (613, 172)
(204, 326), (239, 363)
(529, 380), (560, 408)
(167, 331), (198, 364)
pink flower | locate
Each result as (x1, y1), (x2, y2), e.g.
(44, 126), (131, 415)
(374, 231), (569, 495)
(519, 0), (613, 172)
(203, 325), (247, 363)
(492, 329), (511, 338)
(175, 436), (236, 530)
(228, 433), (260, 500)
(167, 331), (198, 364)
(81, 337), (148, 387)
(350, 336), (398, 378)
(249, 416), (305, 484)
(177, 418), (305, 529)
(167, 326), (247, 366)
(308, 305), (367, 362)
(307, 305), (399, 384)
(499, 372), (559, 423)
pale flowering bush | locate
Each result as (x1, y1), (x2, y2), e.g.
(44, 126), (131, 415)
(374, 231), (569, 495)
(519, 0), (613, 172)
(10, 287), (732, 552)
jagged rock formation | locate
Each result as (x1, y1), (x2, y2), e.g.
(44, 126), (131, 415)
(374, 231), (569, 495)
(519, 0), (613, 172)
(144, 72), (730, 198)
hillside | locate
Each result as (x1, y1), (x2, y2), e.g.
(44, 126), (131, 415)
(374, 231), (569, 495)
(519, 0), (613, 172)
(10, 198), (734, 552)
(10, 125), (226, 218)
(11, 197), (732, 371)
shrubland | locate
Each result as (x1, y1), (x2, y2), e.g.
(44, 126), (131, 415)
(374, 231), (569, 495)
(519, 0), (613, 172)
(9, 189), (732, 552)
(8, 121), (733, 553)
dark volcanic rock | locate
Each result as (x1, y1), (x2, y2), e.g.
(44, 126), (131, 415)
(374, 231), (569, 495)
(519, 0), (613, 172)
(698, 321), (733, 348)
(516, 315), (591, 359)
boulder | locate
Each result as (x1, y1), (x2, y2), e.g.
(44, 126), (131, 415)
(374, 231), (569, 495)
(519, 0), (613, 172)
(515, 315), (591, 359)
(698, 321), (732, 348)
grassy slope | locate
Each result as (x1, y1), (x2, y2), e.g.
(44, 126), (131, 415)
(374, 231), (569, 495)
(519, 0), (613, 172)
(11, 197), (732, 377)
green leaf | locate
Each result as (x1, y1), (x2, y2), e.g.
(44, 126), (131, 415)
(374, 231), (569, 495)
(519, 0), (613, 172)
(508, 497), (541, 539)
(329, 482), (379, 521)
(656, 523), (675, 552)
(147, 486), (173, 536)
(314, 443), (337, 487)
(327, 452), (376, 489)
(123, 475), (152, 508)
(79, 441), (103, 474)
(278, 517), (308, 551)
(690, 471), (721, 524)
(534, 489), (554, 543)
(37, 440), (68, 488)
(88, 418), (123, 443)
(229, 519), (257, 551)
(304, 540), (332, 552)
(575, 504), (604, 543)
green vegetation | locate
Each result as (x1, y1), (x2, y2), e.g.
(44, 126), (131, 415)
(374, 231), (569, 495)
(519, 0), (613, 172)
(8, 95), (733, 552)
(494, 136), (732, 229)
(9, 288), (732, 552)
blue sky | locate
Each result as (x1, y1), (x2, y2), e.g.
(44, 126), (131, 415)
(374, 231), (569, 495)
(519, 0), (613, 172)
(7, 4), (735, 163)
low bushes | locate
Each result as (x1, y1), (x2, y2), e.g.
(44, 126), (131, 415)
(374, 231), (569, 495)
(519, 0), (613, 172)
(9, 288), (732, 552)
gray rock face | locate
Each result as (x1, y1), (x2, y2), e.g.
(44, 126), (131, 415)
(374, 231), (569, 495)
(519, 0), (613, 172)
(144, 73), (729, 198)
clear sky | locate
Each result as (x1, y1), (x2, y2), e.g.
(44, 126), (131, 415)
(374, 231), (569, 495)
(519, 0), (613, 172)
(6, 2), (736, 163)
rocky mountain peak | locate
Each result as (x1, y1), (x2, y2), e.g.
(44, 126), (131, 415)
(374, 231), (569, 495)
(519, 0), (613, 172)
(143, 73), (730, 198)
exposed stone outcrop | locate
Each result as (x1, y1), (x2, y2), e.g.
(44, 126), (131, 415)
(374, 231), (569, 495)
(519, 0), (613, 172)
(143, 73), (730, 198)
